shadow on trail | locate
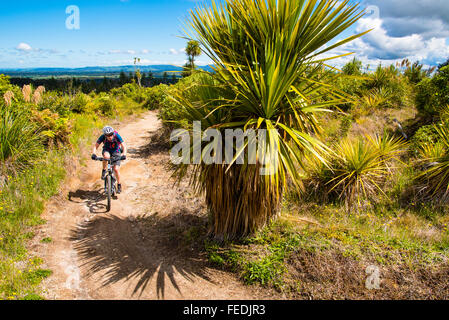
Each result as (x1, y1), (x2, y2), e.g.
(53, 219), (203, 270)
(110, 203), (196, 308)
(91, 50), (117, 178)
(68, 210), (213, 299)
(68, 189), (108, 214)
(128, 127), (170, 159)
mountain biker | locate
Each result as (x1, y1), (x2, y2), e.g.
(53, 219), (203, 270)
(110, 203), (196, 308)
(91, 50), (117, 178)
(91, 126), (127, 194)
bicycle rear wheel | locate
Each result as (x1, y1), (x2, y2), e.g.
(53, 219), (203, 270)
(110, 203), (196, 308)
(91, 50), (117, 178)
(106, 175), (112, 212)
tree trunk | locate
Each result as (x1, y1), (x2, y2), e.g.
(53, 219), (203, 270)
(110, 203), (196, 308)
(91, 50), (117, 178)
(202, 163), (282, 240)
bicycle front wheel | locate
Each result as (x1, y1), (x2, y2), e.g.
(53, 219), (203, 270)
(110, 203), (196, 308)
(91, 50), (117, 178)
(106, 175), (112, 212)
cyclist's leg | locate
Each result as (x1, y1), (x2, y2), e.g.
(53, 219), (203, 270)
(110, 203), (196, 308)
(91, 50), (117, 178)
(112, 151), (121, 185)
(102, 150), (111, 170)
(113, 165), (121, 185)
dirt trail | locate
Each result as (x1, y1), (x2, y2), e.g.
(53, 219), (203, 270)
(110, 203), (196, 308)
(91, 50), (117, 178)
(31, 111), (277, 300)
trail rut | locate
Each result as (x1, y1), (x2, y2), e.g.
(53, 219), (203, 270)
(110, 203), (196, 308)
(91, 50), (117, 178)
(30, 111), (277, 300)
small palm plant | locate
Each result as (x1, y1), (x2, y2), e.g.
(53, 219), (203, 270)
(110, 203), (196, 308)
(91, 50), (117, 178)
(170, 0), (370, 239)
(359, 88), (389, 110)
(367, 132), (406, 170)
(304, 133), (407, 210)
(366, 65), (391, 91)
(415, 123), (449, 204)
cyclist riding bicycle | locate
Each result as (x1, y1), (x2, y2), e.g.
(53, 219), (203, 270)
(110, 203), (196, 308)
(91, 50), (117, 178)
(91, 126), (127, 194)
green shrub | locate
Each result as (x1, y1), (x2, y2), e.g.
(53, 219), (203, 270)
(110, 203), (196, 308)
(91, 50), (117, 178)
(39, 92), (71, 117)
(22, 293), (44, 300)
(416, 66), (449, 116)
(410, 125), (439, 156)
(415, 78), (439, 116)
(24, 269), (52, 286)
(94, 93), (117, 116)
(111, 83), (147, 103)
(336, 76), (363, 97)
(30, 109), (72, 147)
(141, 85), (167, 110)
(339, 115), (353, 138)
(0, 75), (21, 104)
(342, 58), (363, 76)
(68, 92), (92, 114)
(364, 65), (411, 109)
(404, 61), (433, 84)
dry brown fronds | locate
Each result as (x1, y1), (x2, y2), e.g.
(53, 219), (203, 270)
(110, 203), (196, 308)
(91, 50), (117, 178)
(35, 85), (46, 95)
(22, 84), (32, 102)
(196, 163), (282, 240)
(3, 90), (14, 106)
(32, 91), (42, 104)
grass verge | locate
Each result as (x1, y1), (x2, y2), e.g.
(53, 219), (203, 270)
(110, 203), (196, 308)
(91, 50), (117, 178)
(205, 201), (449, 299)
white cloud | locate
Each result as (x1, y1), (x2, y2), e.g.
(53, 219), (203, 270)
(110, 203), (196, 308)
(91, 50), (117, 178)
(106, 49), (139, 55)
(112, 59), (188, 66)
(16, 42), (32, 52)
(355, 18), (427, 59)
(323, 4), (449, 69)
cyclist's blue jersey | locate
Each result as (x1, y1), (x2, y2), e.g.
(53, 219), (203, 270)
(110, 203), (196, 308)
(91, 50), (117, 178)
(97, 131), (124, 153)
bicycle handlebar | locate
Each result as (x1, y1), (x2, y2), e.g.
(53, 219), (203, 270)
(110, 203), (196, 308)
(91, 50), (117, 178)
(93, 155), (126, 162)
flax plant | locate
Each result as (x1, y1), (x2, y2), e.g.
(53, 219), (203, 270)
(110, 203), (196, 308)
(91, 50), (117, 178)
(415, 123), (449, 204)
(0, 104), (43, 175)
(170, 0), (370, 239)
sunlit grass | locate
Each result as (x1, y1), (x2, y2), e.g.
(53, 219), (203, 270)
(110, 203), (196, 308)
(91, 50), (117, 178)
(0, 150), (64, 299)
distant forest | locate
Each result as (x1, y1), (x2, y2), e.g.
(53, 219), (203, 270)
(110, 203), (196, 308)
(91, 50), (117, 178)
(9, 71), (179, 93)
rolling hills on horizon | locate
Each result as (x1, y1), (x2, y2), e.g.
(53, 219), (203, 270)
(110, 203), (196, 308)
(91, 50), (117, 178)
(0, 64), (214, 78)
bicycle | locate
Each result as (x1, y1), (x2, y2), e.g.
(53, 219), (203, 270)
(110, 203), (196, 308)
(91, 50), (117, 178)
(92, 154), (126, 212)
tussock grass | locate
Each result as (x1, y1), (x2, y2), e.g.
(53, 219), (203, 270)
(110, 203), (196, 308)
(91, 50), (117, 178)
(0, 105), (44, 176)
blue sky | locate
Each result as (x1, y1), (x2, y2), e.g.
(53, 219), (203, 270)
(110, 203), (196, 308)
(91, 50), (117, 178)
(1, 0), (448, 69)
(0, 0), (209, 68)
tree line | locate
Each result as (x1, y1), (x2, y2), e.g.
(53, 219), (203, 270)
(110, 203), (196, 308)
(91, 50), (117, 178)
(9, 71), (179, 94)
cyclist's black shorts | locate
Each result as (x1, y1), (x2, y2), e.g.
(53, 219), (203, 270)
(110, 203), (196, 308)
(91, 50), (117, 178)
(102, 149), (122, 166)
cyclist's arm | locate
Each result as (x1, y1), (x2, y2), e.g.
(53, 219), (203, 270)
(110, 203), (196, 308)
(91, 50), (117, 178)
(121, 142), (127, 156)
(92, 142), (101, 155)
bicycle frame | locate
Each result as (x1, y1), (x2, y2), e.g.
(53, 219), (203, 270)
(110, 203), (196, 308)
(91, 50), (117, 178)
(93, 155), (124, 211)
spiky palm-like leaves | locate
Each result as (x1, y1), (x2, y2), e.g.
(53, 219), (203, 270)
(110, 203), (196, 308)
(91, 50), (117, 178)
(0, 104), (43, 175)
(415, 123), (449, 203)
(304, 133), (407, 210)
(170, 0), (369, 239)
